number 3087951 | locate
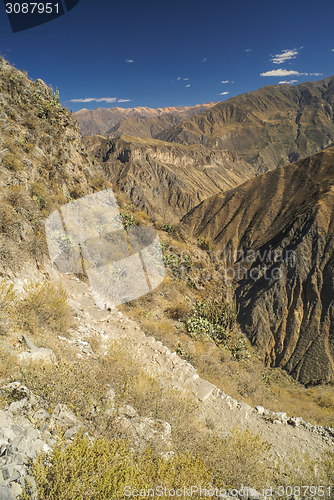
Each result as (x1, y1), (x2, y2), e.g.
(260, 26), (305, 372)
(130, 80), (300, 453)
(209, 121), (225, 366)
(5, 3), (59, 14)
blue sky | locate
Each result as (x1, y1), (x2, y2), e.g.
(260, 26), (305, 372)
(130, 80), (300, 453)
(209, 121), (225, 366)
(1, 0), (334, 112)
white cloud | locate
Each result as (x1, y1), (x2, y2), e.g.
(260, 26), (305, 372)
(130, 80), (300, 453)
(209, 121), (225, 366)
(331, 49), (334, 52)
(261, 68), (307, 77)
(177, 77), (182, 80)
(68, 97), (131, 103)
(271, 49), (298, 65)
(245, 49), (252, 52)
(221, 80), (229, 83)
(183, 78), (189, 80)
(278, 80), (298, 84)
(185, 84), (190, 87)
(68, 97), (117, 103)
(218, 92), (229, 95)
(202, 58), (207, 62)
(309, 72), (323, 76)
(126, 59), (134, 63)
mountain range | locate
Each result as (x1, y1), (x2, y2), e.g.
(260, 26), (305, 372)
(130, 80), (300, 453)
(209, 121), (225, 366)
(156, 76), (334, 173)
(74, 102), (218, 137)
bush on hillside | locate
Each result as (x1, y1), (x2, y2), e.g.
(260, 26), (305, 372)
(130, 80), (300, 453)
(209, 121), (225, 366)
(16, 280), (70, 335)
(22, 432), (212, 500)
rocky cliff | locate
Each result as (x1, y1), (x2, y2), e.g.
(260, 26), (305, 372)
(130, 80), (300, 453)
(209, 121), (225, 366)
(181, 146), (334, 385)
(83, 134), (256, 222)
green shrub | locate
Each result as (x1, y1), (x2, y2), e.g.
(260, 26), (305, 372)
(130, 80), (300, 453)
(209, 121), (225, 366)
(163, 223), (174, 233)
(197, 237), (211, 251)
(229, 337), (251, 361)
(185, 296), (236, 345)
(22, 432), (212, 500)
(120, 212), (136, 229)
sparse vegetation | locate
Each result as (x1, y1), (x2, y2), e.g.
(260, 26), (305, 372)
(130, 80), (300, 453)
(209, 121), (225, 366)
(0, 278), (71, 337)
(185, 297), (236, 345)
(22, 432), (212, 500)
(163, 223), (174, 233)
(120, 211), (136, 229)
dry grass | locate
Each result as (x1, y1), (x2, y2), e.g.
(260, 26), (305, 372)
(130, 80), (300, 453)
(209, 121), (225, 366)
(0, 278), (72, 341)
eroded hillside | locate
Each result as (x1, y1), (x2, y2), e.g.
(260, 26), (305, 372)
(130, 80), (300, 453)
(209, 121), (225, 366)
(157, 76), (334, 173)
(83, 134), (256, 223)
(181, 146), (334, 385)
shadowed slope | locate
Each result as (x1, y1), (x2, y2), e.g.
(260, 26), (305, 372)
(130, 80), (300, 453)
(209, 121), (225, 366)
(181, 146), (334, 385)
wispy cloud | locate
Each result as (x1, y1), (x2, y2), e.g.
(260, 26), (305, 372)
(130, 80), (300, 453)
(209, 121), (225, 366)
(245, 49), (252, 52)
(221, 80), (229, 83)
(218, 92), (229, 95)
(278, 80), (298, 84)
(202, 58), (207, 62)
(177, 77), (182, 80)
(185, 84), (190, 87)
(183, 78), (189, 80)
(309, 72), (323, 76)
(126, 59), (134, 63)
(331, 49), (334, 52)
(67, 97), (131, 103)
(271, 49), (298, 65)
(261, 68), (307, 77)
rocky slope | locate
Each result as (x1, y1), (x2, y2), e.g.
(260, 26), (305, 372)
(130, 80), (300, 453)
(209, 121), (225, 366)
(83, 134), (256, 222)
(0, 57), (111, 277)
(181, 146), (334, 385)
(0, 269), (333, 499)
(74, 102), (218, 137)
(157, 76), (334, 173)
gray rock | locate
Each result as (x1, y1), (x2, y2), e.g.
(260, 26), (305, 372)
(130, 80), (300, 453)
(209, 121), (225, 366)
(19, 334), (55, 364)
(51, 404), (77, 429)
(255, 405), (265, 415)
(0, 485), (12, 500)
(115, 406), (172, 452)
(9, 481), (22, 499)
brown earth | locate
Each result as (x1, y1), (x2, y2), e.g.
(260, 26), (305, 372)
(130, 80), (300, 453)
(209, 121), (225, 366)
(83, 134), (256, 223)
(157, 76), (334, 173)
(181, 146), (334, 385)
